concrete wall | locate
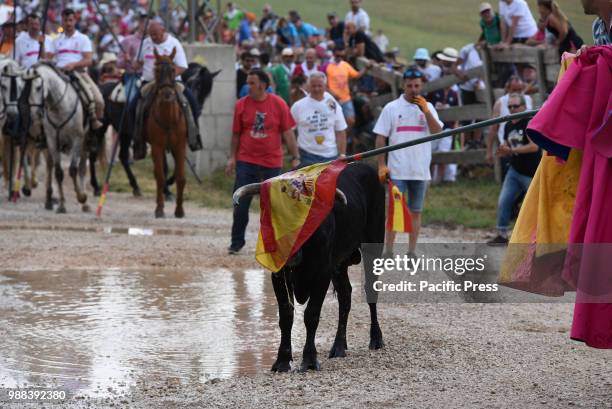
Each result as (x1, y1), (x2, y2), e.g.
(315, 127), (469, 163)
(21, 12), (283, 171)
(183, 44), (236, 176)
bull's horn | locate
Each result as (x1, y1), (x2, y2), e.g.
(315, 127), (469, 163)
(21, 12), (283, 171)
(233, 183), (263, 206)
(335, 189), (347, 206)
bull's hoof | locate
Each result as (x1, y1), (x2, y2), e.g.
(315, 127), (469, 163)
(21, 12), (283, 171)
(82, 204), (91, 213)
(21, 187), (31, 197)
(369, 326), (385, 350)
(271, 359), (292, 373)
(133, 187), (143, 197)
(155, 207), (164, 218)
(328, 339), (348, 358)
(44, 201), (54, 210)
(164, 191), (174, 201)
(175, 207), (185, 219)
(299, 358), (321, 372)
(56, 204), (67, 214)
(77, 192), (87, 204)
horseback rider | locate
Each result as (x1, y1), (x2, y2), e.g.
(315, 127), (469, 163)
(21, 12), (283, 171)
(133, 19), (202, 160)
(49, 8), (104, 130)
(14, 13), (53, 69)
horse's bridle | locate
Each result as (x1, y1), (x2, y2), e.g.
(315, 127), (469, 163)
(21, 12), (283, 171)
(151, 59), (179, 132)
(0, 69), (20, 121)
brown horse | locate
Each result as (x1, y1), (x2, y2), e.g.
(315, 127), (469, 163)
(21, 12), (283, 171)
(147, 48), (187, 218)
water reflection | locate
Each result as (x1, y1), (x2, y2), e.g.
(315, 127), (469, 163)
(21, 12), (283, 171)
(0, 268), (295, 397)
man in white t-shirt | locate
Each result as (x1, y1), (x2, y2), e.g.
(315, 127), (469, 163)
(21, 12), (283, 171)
(14, 13), (53, 68)
(134, 20), (201, 159)
(51, 8), (103, 129)
(290, 72), (347, 166)
(374, 68), (443, 256)
(345, 0), (370, 34)
(499, 0), (538, 44)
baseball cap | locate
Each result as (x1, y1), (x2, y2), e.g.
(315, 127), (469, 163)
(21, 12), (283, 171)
(403, 67), (424, 80)
(437, 47), (459, 62)
(413, 48), (430, 61)
(281, 47), (294, 57)
(479, 2), (492, 13)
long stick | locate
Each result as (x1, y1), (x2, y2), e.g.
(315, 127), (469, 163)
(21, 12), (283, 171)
(91, 0), (128, 56)
(7, 0), (18, 201)
(344, 110), (539, 163)
(96, 2), (154, 218)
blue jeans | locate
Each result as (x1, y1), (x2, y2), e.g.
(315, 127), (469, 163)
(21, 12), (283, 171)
(496, 166), (533, 235)
(298, 148), (338, 167)
(231, 161), (281, 249)
(390, 179), (428, 212)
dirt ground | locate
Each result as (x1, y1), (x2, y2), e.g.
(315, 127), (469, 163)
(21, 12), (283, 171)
(1, 184), (611, 409)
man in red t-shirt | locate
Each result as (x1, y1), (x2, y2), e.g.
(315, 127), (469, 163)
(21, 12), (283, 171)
(226, 69), (300, 254)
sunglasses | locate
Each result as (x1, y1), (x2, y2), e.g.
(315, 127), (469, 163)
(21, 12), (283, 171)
(403, 69), (423, 79)
(508, 104), (523, 109)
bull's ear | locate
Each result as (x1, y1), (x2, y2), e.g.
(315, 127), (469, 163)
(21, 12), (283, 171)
(153, 48), (159, 58)
(170, 47), (176, 60)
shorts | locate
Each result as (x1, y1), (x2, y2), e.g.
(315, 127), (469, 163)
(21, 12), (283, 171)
(340, 100), (356, 120)
(431, 135), (452, 152)
(390, 179), (428, 213)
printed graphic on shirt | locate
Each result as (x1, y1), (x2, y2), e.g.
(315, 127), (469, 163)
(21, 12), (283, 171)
(507, 127), (525, 147)
(395, 113), (426, 133)
(251, 111), (267, 139)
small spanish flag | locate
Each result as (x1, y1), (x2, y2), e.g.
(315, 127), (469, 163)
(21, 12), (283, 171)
(386, 181), (412, 233)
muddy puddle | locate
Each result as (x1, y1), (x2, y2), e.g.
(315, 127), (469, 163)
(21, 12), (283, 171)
(0, 268), (305, 397)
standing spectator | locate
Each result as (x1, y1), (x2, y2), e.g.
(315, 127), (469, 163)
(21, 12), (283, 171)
(374, 29), (389, 53)
(325, 44), (370, 129)
(291, 72), (347, 166)
(276, 17), (299, 48)
(269, 47), (295, 105)
(457, 43), (485, 148)
(584, 0), (611, 45)
(14, 13), (53, 68)
(117, 10), (147, 74)
(236, 49), (259, 98)
(488, 94), (541, 245)
(486, 75), (534, 167)
(428, 85), (460, 183)
(536, 0), (584, 55)
(292, 48), (320, 80)
(375, 68), (443, 256)
(259, 4), (276, 33)
(0, 21), (15, 56)
(499, 0), (538, 45)
(346, 21), (384, 62)
(293, 15), (321, 47)
(413, 48), (442, 82)
(478, 2), (503, 47)
(223, 2), (244, 35)
(226, 69), (300, 254)
(326, 12), (345, 48)
(345, 0), (370, 34)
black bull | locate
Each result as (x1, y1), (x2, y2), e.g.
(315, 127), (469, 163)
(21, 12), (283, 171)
(234, 162), (385, 371)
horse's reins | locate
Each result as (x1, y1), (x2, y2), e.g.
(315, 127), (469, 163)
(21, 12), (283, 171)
(151, 60), (180, 133)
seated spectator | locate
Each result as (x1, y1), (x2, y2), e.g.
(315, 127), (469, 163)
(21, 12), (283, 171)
(478, 2), (503, 47)
(326, 12), (345, 48)
(223, 2), (244, 35)
(259, 4), (277, 33)
(488, 93), (541, 245)
(428, 85), (460, 183)
(276, 17), (299, 48)
(536, 0), (584, 55)
(374, 29), (389, 53)
(414, 48), (442, 82)
(293, 15), (322, 47)
(519, 63), (538, 95)
(499, 0), (538, 45)
(346, 21), (384, 62)
(345, 0), (370, 34)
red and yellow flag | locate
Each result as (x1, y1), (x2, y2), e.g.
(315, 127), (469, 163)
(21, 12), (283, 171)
(386, 181), (412, 233)
(256, 160), (348, 272)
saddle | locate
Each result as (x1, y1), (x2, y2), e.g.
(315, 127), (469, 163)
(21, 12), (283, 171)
(133, 81), (202, 161)
(109, 74), (142, 105)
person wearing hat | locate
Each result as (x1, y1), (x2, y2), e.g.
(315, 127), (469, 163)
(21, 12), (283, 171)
(98, 52), (121, 84)
(413, 47), (441, 82)
(374, 67), (443, 257)
(478, 2), (503, 47)
(326, 12), (344, 48)
(14, 13), (53, 69)
(117, 9), (148, 74)
(268, 47), (295, 105)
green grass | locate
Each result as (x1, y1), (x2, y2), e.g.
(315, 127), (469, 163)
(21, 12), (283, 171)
(108, 159), (500, 229)
(234, 0), (594, 59)
(424, 177), (499, 229)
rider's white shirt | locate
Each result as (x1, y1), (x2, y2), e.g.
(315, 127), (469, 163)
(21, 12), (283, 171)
(15, 33), (54, 68)
(52, 30), (92, 68)
(140, 34), (188, 82)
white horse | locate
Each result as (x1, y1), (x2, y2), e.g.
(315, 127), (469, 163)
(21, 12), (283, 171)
(24, 62), (90, 213)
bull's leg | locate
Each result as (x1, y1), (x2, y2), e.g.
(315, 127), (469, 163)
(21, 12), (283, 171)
(151, 144), (165, 218)
(329, 265), (351, 358)
(271, 270), (294, 372)
(300, 272), (331, 371)
(78, 153), (90, 212)
(22, 146), (33, 197)
(44, 150), (54, 210)
(89, 149), (101, 196)
(69, 142), (87, 207)
(368, 303), (384, 350)
(54, 158), (66, 214)
(119, 133), (141, 196)
(172, 145), (186, 219)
